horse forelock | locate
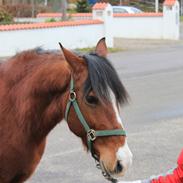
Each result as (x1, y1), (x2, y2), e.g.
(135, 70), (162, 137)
(83, 53), (128, 105)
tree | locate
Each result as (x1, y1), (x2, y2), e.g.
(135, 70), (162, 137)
(61, 0), (67, 20)
(12, 0), (18, 5)
(76, 0), (90, 12)
(0, 0), (3, 5)
(31, 0), (35, 17)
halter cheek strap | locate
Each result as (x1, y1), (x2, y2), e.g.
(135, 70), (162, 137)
(65, 76), (126, 183)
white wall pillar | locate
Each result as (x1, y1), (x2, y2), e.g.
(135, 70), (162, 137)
(92, 3), (114, 47)
(163, 0), (180, 40)
(103, 4), (113, 47)
(92, 3), (107, 21)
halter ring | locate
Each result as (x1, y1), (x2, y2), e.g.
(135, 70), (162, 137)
(87, 129), (96, 141)
(69, 91), (76, 101)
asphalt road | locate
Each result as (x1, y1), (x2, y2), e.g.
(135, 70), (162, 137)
(27, 45), (183, 183)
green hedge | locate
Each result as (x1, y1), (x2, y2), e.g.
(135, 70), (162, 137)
(0, 8), (13, 24)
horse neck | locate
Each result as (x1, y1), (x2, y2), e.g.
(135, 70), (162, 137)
(34, 65), (71, 141)
(12, 56), (71, 142)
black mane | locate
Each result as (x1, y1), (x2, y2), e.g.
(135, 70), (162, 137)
(83, 53), (128, 105)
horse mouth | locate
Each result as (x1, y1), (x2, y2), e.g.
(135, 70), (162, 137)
(99, 161), (122, 182)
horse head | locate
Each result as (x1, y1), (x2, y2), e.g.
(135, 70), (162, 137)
(60, 38), (133, 180)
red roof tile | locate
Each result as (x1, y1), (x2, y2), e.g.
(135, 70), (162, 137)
(92, 3), (108, 10)
(37, 13), (62, 18)
(37, 13), (92, 18)
(114, 12), (163, 17)
(0, 20), (103, 31)
(72, 13), (92, 17)
(163, 0), (176, 6)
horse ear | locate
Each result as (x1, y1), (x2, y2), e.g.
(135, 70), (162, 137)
(95, 37), (108, 58)
(59, 43), (85, 72)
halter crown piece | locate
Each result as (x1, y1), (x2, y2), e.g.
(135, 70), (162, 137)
(65, 76), (126, 183)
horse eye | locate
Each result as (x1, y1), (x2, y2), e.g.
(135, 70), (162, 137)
(86, 95), (99, 105)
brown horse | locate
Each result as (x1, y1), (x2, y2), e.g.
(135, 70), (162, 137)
(0, 38), (132, 183)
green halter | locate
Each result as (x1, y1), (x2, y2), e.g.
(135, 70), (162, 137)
(65, 77), (126, 155)
(65, 77), (127, 183)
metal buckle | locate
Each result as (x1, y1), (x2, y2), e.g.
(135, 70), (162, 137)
(69, 91), (76, 101)
(87, 129), (96, 141)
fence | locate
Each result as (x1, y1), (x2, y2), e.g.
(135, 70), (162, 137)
(0, 0), (180, 57)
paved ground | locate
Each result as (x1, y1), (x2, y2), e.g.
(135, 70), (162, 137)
(27, 42), (183, 183)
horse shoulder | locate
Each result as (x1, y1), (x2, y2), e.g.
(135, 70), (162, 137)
(0, 138), (46, 183)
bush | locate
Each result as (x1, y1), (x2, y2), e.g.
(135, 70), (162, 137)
(0, 8), (13, 24)
(45, 18), (57, 22)
(181, 16), (183, 22)
(0, 4), (50, 18)
(76, 0), (90, 12)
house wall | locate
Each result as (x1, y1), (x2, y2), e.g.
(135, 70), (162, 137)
(112, 15), (163, 39)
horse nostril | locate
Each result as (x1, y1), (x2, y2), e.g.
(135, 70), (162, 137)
(116, 160), (123, 173)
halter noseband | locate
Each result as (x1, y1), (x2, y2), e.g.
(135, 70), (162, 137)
(65, 77), (126, 183)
